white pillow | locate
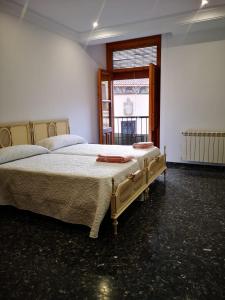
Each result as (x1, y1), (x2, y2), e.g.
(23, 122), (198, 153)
(0, 145), (49, 164)
(36, 134), (87, 151)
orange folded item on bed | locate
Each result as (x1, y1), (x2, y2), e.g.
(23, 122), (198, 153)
(96, 155), (134, 163)
(132, 142), (154, 149)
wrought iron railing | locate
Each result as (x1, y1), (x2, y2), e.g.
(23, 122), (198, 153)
(114, 116), (149, 145)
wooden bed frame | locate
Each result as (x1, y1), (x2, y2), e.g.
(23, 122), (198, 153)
(111, 149), (166, 234)
(0, 122), (31, 147)
(30, 119), (70, 144)
(0, 120), (167, 236)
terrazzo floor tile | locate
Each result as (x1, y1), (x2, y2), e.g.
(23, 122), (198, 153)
(0, 165), (225, 300)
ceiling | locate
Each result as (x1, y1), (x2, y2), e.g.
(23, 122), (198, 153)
(1, 0), (225, 45)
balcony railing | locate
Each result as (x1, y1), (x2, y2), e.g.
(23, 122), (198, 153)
(114, 116), (149, 145)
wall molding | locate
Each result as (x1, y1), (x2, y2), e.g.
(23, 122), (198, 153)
(1, 0), (225, 45)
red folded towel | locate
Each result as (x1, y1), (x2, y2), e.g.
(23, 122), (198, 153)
(133, 142), (153, 149)
(96, 155), (134, 163)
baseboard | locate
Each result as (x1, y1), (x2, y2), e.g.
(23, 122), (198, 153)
(166, 161), (225, 171)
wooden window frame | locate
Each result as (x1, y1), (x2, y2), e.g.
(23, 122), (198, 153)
(106, 35), (161, 146)
(106, 35), (161, 80)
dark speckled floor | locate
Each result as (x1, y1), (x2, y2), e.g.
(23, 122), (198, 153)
(0, 164), (225, 300)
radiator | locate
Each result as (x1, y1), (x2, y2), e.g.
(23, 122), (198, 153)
(181, 130), (225, 164)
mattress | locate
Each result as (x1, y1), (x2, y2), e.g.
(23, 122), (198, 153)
(0, 154), (139, 238)
(52, 144), (161, 168)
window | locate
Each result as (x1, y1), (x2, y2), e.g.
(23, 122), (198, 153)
(106, 35), (161, 78)
(113, 46), (157, 69)
(99, 35), (161, 146)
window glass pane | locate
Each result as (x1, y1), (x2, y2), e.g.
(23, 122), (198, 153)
(113, 46), (157, 69)
(102, 102), (110, 128)
(101, 81), (109, 100)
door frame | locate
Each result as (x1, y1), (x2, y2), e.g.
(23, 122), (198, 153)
(98, 69), (114, 144)
(105, 35), (161, 147)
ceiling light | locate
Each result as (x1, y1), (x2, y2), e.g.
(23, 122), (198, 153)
(201, 0), (209, 7)
(93, 21), (98, 29)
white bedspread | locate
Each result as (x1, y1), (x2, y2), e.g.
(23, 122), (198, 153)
(0, 154), (139, 238)
(53, 144), (161, 168)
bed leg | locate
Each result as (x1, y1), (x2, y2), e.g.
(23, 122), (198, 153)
(164, 169), (167, 180)
(163, 145), (167, 183)
(137, 193), (145, 202)
(144, 187), (149, 201)
(113, 219), (118, 235)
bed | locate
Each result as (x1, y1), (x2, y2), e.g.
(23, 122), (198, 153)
(0, 152), (140, 238)
(0, 120), (167, 238)
(53, 144), (160, 169)
(31, 119), (166, 170)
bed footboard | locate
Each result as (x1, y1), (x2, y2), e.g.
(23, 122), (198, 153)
(111, 169), (147, 234)
(110, 147), (167, 235)
(146, 153), (167, 185)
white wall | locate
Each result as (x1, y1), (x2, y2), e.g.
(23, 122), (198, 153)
(161, 30), (225, 162)
(86, 44), (106, 70)
(0, 12), (99, 143)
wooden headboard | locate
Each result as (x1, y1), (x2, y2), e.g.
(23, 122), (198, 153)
(0, 122), (31, 148)
(0, 119), (70, 148)
(31, 119), (70, 144)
